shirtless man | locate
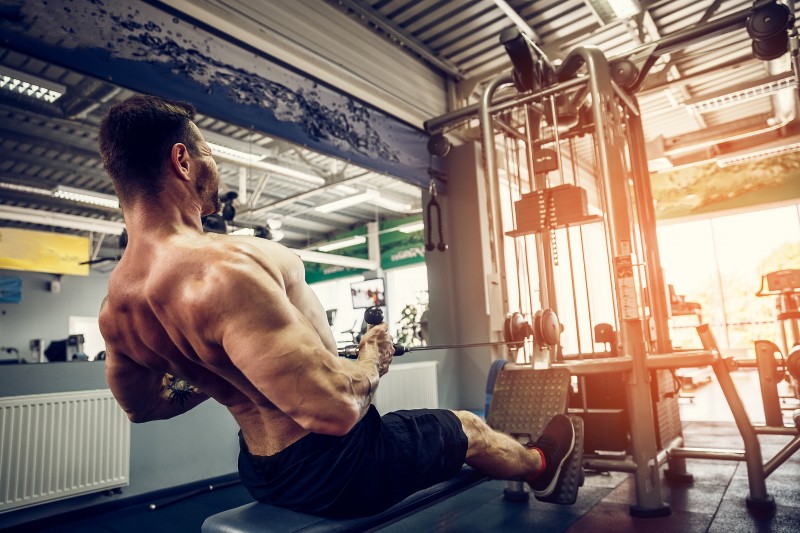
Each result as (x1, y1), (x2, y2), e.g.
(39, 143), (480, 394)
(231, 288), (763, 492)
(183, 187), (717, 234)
(98, 94), (577, 518)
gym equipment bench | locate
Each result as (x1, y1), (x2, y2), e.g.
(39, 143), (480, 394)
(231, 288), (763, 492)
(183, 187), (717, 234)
(201, 466), (487, 533)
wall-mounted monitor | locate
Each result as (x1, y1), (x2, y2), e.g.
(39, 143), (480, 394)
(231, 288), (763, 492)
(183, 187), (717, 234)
(350, 278), (386, 309)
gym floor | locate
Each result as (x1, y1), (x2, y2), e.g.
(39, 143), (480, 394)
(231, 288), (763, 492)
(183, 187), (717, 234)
(22, 371), (800, 533)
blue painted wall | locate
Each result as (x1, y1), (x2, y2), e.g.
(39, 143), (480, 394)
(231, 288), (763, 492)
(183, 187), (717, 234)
(0, 0), (443, 190)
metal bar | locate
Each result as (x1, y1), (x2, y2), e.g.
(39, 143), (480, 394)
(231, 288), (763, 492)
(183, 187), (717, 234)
(646, 350), (716, 369)
(245, 175), (364, 216)
(626, 99), (672, 354)
(583, 457), (638, 473)
(522, 109), (541, 318)
(656, 436), (684, 466)
(753, 425), (797, 436)
(568, 45), (665, 514)
(612, 82), (639, 117)
(480, 74), (514, 334)
(553, 356), (634, 375)
(493, 116), (527, 141)
(669, 448), (746, 461)
(763, 435), (800, 477)
(647, 6), (752, 57)
(754, 340), (785, 427)
(697, 325), (771, 503)
(424, 77), (586, 133)
(407, 339), (513, 353)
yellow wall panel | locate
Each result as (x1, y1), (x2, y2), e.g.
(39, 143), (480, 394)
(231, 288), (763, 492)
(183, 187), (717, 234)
(0, 228), (89, 276)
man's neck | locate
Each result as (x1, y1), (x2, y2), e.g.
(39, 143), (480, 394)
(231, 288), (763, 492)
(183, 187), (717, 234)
(122, 193), (205, 241)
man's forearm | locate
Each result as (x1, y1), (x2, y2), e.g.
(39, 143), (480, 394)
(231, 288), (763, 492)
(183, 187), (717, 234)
(127, 374), (210, 422)
(354, 347), (381, 417)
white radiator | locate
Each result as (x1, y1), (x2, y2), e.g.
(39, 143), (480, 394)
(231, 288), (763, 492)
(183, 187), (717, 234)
(374, 361), (439, 415)
(0, 389), (130, 513)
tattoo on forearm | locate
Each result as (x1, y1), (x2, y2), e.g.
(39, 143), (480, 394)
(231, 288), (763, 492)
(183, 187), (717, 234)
(166, 374), (195, 408)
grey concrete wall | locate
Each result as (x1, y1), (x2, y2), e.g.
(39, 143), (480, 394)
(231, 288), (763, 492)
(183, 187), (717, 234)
(425, 142), (503, 411)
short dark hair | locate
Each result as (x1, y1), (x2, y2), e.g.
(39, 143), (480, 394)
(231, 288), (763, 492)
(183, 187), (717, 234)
(98, 95), (202, 205)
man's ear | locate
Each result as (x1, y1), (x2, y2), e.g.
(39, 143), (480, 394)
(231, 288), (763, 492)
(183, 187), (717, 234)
(169, 143), (191, 180)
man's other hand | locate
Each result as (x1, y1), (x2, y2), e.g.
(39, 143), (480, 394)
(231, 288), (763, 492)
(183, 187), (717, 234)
(359, 323), (395, 376)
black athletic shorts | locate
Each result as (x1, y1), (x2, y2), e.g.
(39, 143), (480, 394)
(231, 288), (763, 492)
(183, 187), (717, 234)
(237, 405), (469, 518)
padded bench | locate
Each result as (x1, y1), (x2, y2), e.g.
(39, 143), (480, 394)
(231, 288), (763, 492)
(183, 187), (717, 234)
(202, 466), (488, 533)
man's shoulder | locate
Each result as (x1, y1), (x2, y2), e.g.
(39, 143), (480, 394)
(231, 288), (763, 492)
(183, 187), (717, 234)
(153, 237), (286, 303)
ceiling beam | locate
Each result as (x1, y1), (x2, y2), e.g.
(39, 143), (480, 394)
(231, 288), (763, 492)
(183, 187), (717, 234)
(0, 205), (125, 235)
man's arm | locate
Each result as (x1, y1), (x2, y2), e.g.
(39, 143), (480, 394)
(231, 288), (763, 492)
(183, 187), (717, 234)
(202, 264), (393, 436)
(105, 348), (210, 423)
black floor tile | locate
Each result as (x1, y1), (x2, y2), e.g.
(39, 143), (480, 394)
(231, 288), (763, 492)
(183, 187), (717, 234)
(567, 501), (712, 533)
(708, 500), (800, 533)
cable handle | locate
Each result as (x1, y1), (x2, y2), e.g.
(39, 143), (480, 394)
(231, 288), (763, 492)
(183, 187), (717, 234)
(425, 180), (448, 252)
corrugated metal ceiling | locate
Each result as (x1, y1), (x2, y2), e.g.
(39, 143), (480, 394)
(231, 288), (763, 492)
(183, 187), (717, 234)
(1, 0), (795, 265)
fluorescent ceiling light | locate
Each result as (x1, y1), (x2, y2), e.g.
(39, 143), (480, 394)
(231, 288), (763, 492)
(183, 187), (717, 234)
(586, 0), (639, 23)
(716, 141), (800, 167)
(210, 150), (325, 186)
(52, 185), (120, 209)
(0, 181), (52, 196)
(206, 141), (266, 163)
(374, 195), (413, 213)
(0, 67), (65, 103)
(230, 227), (255, 236)
(685, 76), (795, 114)
(397, 221), (425, 233)
(314, 191), (379, 213)
(294, 248), (377, 269)
(608, 0), (639, 18)
(332, 184), (358, 195)
(0, 205), (125, 235)
(317, 235), (366, 252)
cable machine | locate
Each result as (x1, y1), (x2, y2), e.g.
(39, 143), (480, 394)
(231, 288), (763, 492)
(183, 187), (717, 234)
(426, 1), (800, 517)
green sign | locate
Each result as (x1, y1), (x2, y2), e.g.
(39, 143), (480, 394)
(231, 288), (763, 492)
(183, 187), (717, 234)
(380, 216), (426, 270)
(305, 216), (426, 284)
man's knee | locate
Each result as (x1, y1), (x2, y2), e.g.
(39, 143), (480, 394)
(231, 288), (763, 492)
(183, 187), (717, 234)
(452, 410), (491, 456)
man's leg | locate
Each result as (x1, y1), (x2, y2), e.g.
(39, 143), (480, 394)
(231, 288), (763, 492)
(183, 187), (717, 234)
(452, 410), (575, 497)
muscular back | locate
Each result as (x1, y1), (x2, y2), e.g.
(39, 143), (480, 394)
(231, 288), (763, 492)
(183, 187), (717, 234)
(100, 232), (340, 455)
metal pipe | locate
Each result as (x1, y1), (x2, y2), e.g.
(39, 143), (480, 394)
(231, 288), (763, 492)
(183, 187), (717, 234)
(626, 100), (672, 354)
(424, 77), (586, 133)
(753, 425), (797, 436)
(656, 436), (684, 466)
(645, 350), (716, 369)
(669, 447), (746, 462)
(763, 435), (800, 477)
(583, 457), (638, 473)
(644, 6), (753, 57)
(568, 44), (665, 514)
(754, 340), (784, 427)
(697, 325), (771, 503)
(553, 356), (634, 375)
(480, 74), (515, 337)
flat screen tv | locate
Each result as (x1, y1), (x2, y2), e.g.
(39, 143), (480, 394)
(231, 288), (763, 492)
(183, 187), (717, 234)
(350, 278), (386, 309)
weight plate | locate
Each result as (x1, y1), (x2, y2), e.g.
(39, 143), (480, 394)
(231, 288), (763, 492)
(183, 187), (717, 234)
(532, 310), (544, 347)
(540, 308), (561, 345)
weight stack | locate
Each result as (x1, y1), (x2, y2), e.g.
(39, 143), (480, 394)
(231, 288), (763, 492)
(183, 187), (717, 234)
(651, 369), (683, 448)
(514, 184), (589, 233)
